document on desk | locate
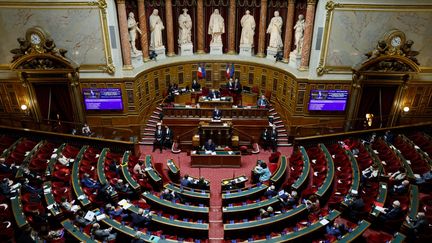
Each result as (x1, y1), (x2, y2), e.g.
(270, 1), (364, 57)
(211, 152), (216, 155)
(319, 218), (329, 225)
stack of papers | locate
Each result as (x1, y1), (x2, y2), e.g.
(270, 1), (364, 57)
(118, 199), (132, 209)
(319, 218), (329, 225)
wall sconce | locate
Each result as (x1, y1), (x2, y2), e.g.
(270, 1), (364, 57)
(403, 106), (410, 113)
(20, 104), (28, 111)
(365, 113), (374, 127)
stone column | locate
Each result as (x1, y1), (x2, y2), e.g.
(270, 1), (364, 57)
(165, 0), (175, 56)
(116, 0), (132, 68)
(137, 0), (149, 62)
(282, 0), (296, 63)
(196, 0), (205, 54)
(256, 0), (268, 57)
(227, 0), (236, 54)
(299, 0), (317, 70)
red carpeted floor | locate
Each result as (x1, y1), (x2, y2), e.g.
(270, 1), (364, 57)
(139, 145), (293, 242)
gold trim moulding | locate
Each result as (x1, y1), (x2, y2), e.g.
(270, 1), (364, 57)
(318, 1), (432, 76)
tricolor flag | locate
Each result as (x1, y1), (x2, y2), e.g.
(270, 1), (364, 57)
(198, 64), (206, 79)
(226, 64), (234, 79)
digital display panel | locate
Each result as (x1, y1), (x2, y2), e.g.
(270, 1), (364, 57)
(82, 88), (123, 110)
(308, 90), (348, 111)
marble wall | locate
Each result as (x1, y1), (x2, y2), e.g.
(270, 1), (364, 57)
(0, 5), (107, 67)
(326, 9), (432, 68)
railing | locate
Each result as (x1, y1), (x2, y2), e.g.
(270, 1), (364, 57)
(232, 126), (255, 143)
(176, 126), (198, 145)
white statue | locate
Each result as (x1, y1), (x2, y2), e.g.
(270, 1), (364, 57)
(240, 10), (256, 46)
(128, 12), (142, 54)
(293, 14), (305, 54)
(149, 9), (165, 49)
(178, 8), (192, 44)
(266, 11), (283, 50)
(208, 9), (225, 45)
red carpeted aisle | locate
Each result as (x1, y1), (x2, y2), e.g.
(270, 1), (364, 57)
(140, 145), (293, 242)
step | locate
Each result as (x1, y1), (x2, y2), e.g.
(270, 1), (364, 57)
(143, 132), (154, 136)
(156, 106), (163, 111)
(278, 143), (292, 147)
(145, 127), (156, 132)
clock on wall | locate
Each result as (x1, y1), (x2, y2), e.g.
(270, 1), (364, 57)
(384, 30), (406, 49)
(25, 27), (47, 47)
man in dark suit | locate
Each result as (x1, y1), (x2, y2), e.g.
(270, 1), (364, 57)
(227, 78), (234, 93)
(212, 107), (222, 120)
(204, 139), (216, 152)
(269, 125), (278, 152)
(261, 128), (270, 150)
(130, 209), (152, 228)
(257, 95), (269, 108)
(208, 89), (220, 99)
(191, 79), (201, 91)
(233, 79), (242, 105)
(153, 124), (164, 153)
(164, 125), (173, 149)
(379, 200), (402, 221)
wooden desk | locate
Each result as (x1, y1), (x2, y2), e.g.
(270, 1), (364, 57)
(72, 146), (91, 207)
(241, 92), (257, 106)
(97, 148), (118, 199)
(191, 151), (241, 167)
(402, 185), (419, 230)
(370, 182), (388, 218)
(316, 143), (335, 198)
(221, 175), (248, 191)
(165, 183), (210, 204)
(223, 204), (308, 238)
(292, 146), (310, 190)
(174, 92), (192, 104)
(144, 155), (162, 190)
(222, 184), (268, 205)
(163, 106), (269, 120)
(61, 220), (98, 242)
(45, 143), (66, 177)
(222, 197), (280, 221)
(121, 151), (140, 191)
(270, 156), (287, 187)
(43, 181), (62, 217)
(142, 192), (209, 219)
(390, 232), (406, 243)
(198, 120), (233, 147)
(198, 96), (233, 108)
(167, 159), (180, 182)
(16, 140), (44, 178)
(250, 210), (341, 242)
(11, 190), (28, 229)
(338, 220), (371, 243)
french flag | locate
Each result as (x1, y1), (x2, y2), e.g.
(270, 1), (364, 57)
(198, 64), (206, 79)
(226, 64), (234, 79)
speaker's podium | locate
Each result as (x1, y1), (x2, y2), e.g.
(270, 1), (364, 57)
(191, 119), (241, 167)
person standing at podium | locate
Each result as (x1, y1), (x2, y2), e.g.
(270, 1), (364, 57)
(191, 79), (201, 91)
(212, 107), (222, 120)
(257, 95), (269, 108)
(204, 139), (216, 152)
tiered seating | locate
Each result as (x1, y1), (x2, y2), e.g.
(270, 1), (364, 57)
(372, 138), (403, 173)
(305, 145), (328, 196)
(409, 132), (432, 156)
(394, 135), (431, 175)
(288, 146), (310, 191)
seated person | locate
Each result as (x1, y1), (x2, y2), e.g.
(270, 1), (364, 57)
(161, 189), (182, 202)
(191, 79), (201, 91)
(415, 169), (432, 184)
(326, 221), (348, 238)
(60, 197), (81, 213)
(114, 179), (133, 195)
(264, 185), (277, 197)
(207, 89), (221, 100)
(90, 223), (117, 241)
(0, 157), (17, 174)
(379, 200), (403, 221)
(0, 178), (17, 198)
(107, 159), (119, 175)
(153, 124), (164, 153)
(345, 191), (365, 220)
(254, 162), (271, 182)
(105, 204), (128, 219)
(196, 177), (208, 190)
(81, 173), (100, 189)
(406, 212), (428, 237)
(305, 195), (321, 215)
(361, 164), (379, 181)
(164, 125), (173, 149)
(203, 139), (216, 152)
(180, 174), (192, 187)
(212, 107), (222, 120)
(259, 208), (270, 218)
(133, 161), (146, 178)
(130, 208), (152, 228)
(279, 190), (298, 208)
(257, 94), (269, 108)
(391, 179), (409, 194)
(74, 210), (92, 227)
(388, 170), (406, 183)
(82, 123), (92, 136)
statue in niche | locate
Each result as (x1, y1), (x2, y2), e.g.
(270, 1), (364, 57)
(240, 10), (256, 46)
(149, 9), (165, 50)
(128, 12), (142, 54)
(293, 14), (305, 54)
(208, 9), (225, 45)
(266, 11), (283, 50)
(178, 8), (192, 45)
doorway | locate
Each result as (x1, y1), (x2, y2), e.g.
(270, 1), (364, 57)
(33, 83), (74, 132)
(356, 85), (398, 129)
